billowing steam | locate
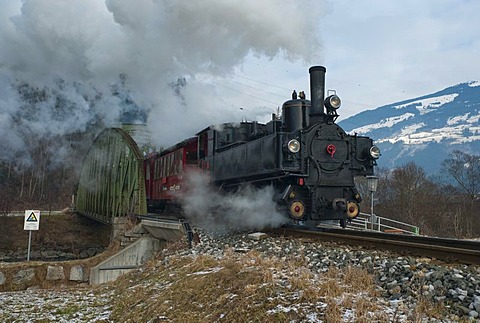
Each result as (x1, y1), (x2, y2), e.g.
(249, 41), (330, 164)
(0, 0), (324, 168)
(181, 171), (289, 232)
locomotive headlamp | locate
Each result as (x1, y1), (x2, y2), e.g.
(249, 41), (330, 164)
(287, 139), (300, 153)
(369, 145), (381, 159)
(324, 94), (341, 111)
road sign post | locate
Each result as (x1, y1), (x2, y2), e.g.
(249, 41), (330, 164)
(24, 210), (40, 261)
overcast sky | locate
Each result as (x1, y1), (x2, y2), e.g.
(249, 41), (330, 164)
(231, 0), (480, 119)
(1, 0), (479, 157)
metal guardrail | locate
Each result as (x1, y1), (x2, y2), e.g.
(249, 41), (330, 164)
(349, 212), (420, 235)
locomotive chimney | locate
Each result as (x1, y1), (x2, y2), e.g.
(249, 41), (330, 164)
(309, 66), (326, 123)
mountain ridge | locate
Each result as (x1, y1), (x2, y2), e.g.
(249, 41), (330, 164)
(339, 81), (480, 174)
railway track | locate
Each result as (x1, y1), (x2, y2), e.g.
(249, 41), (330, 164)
(271, 226), (480, 265)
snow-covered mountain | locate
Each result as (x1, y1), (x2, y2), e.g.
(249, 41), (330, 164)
(339, 81), (480, 174)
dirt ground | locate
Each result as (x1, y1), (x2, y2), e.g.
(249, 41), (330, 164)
(0, 212), (118, 292)
(0, 212), (111, 253)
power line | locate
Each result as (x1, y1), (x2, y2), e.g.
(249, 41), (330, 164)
(220, 74), (376, 109)
(227, 79), (287, 99)
(235, 75), (292, 91)
(216, 82), (280, 106)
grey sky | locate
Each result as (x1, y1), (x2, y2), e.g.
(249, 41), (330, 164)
(233, 0), (480, 119)
(0, 0), (478, 156)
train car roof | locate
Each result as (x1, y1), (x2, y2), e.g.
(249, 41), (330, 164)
(196, 121), (266, 135)
(149, 136), (197, 158)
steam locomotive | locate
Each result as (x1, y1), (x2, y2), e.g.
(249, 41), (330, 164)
(144, 66), (380, 227)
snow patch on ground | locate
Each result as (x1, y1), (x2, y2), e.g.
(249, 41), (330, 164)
(448, 113), (471, 125)
(350, 113), (415, 134)
(394, 94), (458, 115)
(377, 122), (480, 145)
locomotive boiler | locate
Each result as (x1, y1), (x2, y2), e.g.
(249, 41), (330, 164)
(144, 66), (380, 227)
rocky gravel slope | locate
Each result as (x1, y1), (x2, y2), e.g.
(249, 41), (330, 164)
(1, 229), (479, 322)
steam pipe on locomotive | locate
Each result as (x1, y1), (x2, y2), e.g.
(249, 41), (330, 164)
(145, 66), (380, 228)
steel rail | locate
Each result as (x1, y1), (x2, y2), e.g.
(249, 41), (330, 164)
(271, 226), (480, 265)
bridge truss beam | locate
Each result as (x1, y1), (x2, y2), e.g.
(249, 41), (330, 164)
(76, 128), (147, 224)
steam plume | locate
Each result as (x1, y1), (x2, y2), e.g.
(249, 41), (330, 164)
(0, 0), (324, 166)
(181, 171), (289, 232)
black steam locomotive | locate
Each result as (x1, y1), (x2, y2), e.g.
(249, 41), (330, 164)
(145, 66), (379, 227)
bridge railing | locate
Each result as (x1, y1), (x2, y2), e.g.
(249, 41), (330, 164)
(349, 212), (420, 235)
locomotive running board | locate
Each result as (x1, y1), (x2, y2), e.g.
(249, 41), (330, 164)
(141, 218), (194, 247)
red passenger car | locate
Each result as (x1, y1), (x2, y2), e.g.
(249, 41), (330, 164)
(144, 137), (198, 212)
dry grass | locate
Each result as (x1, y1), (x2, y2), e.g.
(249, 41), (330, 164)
(324, 299), (342, 322)
(343, 265), (376, 293)
(412, 298), (446, 321)
(404, 271), (448, 321)
(107, 246), (396, 323)
(319, 266), (389, 321)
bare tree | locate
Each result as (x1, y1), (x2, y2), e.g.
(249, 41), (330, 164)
(440, 151), (480, 238)
(441, 150), (480, 200)
(374, 162), (448, 236)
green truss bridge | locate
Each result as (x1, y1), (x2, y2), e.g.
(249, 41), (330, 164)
(75, 127), (148, 224)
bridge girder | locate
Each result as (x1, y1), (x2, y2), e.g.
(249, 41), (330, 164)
(76, 128), (147, 224)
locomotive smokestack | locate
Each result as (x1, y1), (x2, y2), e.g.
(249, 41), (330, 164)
(309, 66), (326, 122)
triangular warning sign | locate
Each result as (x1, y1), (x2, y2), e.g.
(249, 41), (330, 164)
(26, 212), (38, 222)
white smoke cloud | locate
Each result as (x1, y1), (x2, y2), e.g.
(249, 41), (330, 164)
(0, 0), (325, 164)
(181, 171), (289, 232)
